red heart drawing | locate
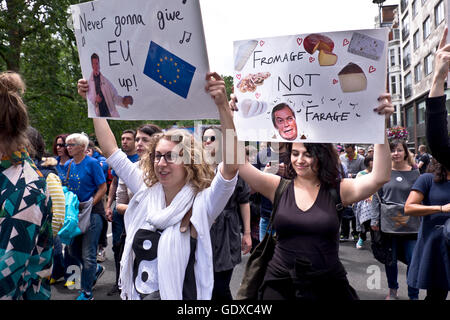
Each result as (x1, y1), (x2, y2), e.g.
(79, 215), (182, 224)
(309, 57), (315, 63)
(297, 38), (303, 46)
(259, 40), (265, 46)
(236, 74), (241, 80)
(333, 79), (338, 84)
(369, 66), (376, 73)
(255, 93), (261, 99)
(343, 39), (349, 46)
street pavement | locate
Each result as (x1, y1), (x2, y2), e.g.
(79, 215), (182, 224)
(51, 225), (434, 300)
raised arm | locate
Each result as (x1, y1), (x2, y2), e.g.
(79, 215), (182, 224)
(77, 79), (119, 158)
(205, 72), (238, 180)
(340, 93), (394, 206)
(429, 27), (449, 98)
(426, 27), (450, 169)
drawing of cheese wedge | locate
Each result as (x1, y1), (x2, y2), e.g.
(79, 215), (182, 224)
(234, 40), (258, 71)
(338, 62), (367, 93)
(240, 99), (268, 118)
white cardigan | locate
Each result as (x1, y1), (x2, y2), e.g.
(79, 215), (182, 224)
(107, 149), (238, 299)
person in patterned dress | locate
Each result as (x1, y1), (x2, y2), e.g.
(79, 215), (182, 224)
(0, 71), (53, 299)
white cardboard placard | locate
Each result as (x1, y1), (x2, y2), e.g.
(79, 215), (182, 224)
(71, 0), (217, 120)
(233, 28), (388, 143)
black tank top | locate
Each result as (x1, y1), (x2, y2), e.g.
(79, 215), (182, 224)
(266, 182), (341, 279)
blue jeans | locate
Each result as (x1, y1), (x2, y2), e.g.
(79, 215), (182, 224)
(112, 208), (125, 285)
(69, 212), (104, 293)
(384, 235), (419, 299)
(112, 208), (124, 247)
(51, 235), (66, 280)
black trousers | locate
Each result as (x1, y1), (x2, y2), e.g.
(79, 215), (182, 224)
(212, 269), (234, 301)
(260, 260), (359, 301)
(341, 217), (357, 238)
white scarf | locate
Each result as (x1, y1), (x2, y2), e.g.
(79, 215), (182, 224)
(119, 182), (195, 300)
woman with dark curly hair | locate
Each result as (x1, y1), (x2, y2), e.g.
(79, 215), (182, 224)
(229, 93), (394, 300)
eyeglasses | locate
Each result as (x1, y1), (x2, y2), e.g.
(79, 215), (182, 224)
(203, 136), (216, 142)
(56, 143), (65, 148)
(65, 143), (80, 147)
(154, 151), (179, 164)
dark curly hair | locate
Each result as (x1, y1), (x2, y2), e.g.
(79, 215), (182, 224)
(286, 143), (341, 188)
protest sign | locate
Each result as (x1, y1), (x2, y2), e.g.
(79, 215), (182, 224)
(233, 28), (388, 143)
(70, 0), (217, 120)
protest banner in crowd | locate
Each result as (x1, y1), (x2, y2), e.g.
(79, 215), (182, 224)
(70, 0), (216, 120)
(233, 28), (388, 143)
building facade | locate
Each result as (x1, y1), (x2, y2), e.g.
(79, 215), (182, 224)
(398, 0), (450, 151)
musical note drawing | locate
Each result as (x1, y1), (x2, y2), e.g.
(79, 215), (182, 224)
(179, 31), (192, 44)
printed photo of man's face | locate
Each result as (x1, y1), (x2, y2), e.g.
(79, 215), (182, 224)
(272, 103), (298, 141)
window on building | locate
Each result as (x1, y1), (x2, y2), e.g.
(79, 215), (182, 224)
(424, 53), (433, 75)
(414, 63), (422, 83)
(405, 72), (412, 86)
(390, 48), (396, 66)
(406, 106), (414, 127)
(435, 1), (445, 27)
(404, 72), (412, 97)
(417, 100), (426, 124)
(390, 109), (398, 126)
(445, 89), (450, 115)
(403, 42), (411, 69)
(402, 14), (410, 40)
(391, 75), (397, 94)
(413, 30), (420, 50)
(412, 0), (418, 17)
(423, 16), (431, 40)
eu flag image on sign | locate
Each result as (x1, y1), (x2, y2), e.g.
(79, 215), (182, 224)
(143, 41), (196, 99)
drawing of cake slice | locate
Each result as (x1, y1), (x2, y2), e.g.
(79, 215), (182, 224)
(338, 63), (367, 93)
(234, 40), (258, 71)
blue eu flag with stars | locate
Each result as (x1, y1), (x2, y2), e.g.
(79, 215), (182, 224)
(143, 41), (196, 99)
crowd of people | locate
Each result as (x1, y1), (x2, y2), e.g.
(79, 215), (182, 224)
(0, 29), (449, 301)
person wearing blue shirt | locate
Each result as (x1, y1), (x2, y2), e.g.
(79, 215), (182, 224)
(87, 140), (109, 179)
(405, 162), (450, 301)
(64, 132), (107, 300)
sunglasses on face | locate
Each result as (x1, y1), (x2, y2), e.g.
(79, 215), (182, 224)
(154, 151), (179, 164)
(65, 143), (80, 147)
(203, 136), (216, 142)
(56, 143), (65, 148)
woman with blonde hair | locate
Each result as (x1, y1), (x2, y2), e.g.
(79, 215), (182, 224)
(0, 71), (53, 299)
(77, 72), (239, 300)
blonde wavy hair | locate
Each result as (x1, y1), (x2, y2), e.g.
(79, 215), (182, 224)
(140, 128), (215, 194)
